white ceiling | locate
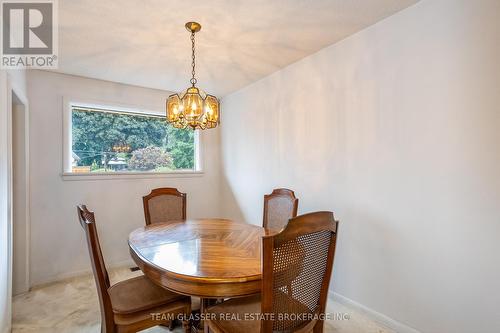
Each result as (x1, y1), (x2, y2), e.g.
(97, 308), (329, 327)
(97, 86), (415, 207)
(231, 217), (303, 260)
(55, 0), (419, 96)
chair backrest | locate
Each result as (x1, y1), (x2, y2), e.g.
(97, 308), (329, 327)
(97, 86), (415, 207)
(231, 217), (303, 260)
(142, 187), (187, 225)
(76, 205), (114, 332)
(261, 211), (338, 333)
(263, 188), (298, 230)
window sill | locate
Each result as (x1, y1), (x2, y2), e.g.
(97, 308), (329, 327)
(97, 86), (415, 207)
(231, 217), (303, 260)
(62, 170), (204, 181)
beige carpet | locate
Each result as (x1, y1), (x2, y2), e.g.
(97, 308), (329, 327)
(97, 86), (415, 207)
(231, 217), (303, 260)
(12, 267), (393, 333)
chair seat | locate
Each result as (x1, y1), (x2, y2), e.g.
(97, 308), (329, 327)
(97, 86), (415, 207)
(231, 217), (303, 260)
(207, 291), (312, 333)
(208, 294), (262, 332)
(108, 275), (188, 315)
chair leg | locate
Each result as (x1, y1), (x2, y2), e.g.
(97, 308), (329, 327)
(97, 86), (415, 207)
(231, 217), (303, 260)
(183, 319), (191, 333)
(101, 322), (116, 333)
(159, 322), (173, 330)
(313, 320), (324, 333)
(183, 301), (192, 333)
(116, 325), (128, 333)
(200, 298), (210, 333)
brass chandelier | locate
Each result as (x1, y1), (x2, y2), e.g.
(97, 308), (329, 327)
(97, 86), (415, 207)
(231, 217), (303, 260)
(166, 22), (220, 130)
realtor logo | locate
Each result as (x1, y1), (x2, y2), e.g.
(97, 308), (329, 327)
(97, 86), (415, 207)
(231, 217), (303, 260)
(1, 0), (58, 68)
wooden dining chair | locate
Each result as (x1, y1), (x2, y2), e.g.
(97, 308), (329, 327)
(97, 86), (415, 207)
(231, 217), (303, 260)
(206, 211), (338, 333)
(263, 188), (299, 230)
(77, 205), (191, 333)
(143, 187), (186, 225)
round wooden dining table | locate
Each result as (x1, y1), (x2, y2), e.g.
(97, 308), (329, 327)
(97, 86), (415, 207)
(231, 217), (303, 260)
(128, 218), (276, 300)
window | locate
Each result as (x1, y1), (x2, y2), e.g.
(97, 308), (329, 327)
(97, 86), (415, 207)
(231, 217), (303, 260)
(65, 103), (200, 175)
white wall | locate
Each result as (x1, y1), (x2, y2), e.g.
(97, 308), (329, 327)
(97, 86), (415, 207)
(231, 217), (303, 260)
(27, 70), (221, 286)
(0, 69), (28, 333)
(220, 0), (500, 332)
(0, 69), (9, 333)
(12, 101), (28, 296)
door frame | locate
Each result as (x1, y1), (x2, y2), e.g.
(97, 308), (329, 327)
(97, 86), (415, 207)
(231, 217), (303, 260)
(6, 72), (31, 316)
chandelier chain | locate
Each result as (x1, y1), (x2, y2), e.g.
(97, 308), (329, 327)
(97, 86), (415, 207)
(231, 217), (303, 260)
(190, 32), (197, 86)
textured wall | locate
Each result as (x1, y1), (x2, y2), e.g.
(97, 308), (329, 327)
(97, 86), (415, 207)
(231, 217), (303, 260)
(27, 70), (221, 286)
(220, 0), (500, 332)
(0, 69), (28, 333)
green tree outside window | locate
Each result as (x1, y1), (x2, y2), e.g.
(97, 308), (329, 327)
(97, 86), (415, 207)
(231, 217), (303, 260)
(72, 108), (195, 172)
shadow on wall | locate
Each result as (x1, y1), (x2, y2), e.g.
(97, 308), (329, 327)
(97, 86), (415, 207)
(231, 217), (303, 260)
(219, 172), (246, 223)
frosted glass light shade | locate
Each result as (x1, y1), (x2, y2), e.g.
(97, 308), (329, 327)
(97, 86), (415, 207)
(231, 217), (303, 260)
(166, 86), (220, 130)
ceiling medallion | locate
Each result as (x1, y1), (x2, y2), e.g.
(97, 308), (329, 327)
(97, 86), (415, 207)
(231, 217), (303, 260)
(166, 22), (220, 130)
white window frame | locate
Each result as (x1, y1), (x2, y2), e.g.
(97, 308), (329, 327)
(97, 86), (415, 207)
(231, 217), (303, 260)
(62, 96), (203, 180)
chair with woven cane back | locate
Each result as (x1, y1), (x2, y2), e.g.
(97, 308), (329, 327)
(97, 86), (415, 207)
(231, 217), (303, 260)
(263, 188), (300, 296)
(263, 188), (298, 231)
(77, 205), (191, 333)
(143, 187), (187, 225)
(141, 187), (190, 330)
(206, 211), (339, 333)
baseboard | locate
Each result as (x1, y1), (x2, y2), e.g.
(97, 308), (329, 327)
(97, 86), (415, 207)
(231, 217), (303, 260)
(30, 258), (135, 289)
(329, 291), (421, 333)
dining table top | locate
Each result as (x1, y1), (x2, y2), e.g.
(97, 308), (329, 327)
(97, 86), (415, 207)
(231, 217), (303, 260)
(128, 218), (277, 298)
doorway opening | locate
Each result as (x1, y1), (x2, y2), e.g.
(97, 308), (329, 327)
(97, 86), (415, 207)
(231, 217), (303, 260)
(11, 91), (29, 296)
